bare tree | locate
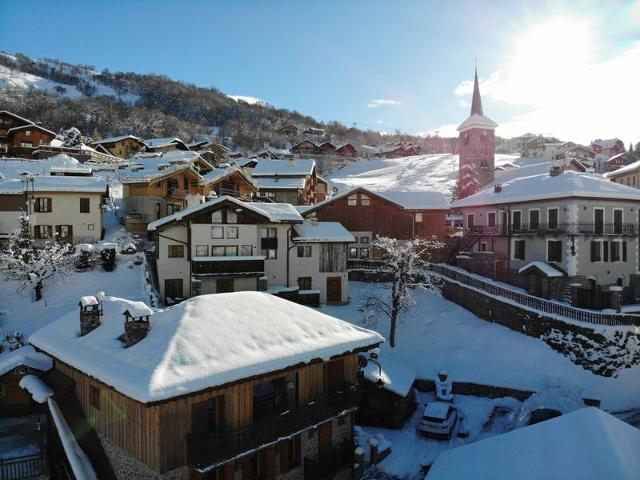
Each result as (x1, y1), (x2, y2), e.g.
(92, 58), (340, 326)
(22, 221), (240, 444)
(364, 236), (444, 348)
(0, 214), (74, 301)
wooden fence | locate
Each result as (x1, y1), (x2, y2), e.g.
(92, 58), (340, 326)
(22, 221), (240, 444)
(0, 453), (48, 480)
(429, 264), (640, 327)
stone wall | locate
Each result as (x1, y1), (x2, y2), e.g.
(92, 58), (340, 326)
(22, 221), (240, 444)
(441, 279), (640, 376)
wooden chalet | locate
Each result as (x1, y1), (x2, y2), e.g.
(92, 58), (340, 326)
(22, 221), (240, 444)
(250, 159), (320, 205)
(0, 347), (52, 416)
(302, 187), (449, 266)
(289, 140), (322, 155)
(319, 142), (337, 155)
(0, 111), (56, 158)
(278, 124), (299, 136)
(144, 137), (190, 153)
(335, 143), (358, 157)
(28, 292), (383, 479)
(91, 135), (147, 159)
(606, 152), (633, 172)
(591, 138), (625, 157)
(199, 166), (258, 201)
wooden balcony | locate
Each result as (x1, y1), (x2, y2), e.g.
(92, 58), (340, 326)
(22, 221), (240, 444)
(192, 257), (265, 275)
(304, 441), (354, 480)
(347, 259), (388, 271)
(187, 386), (358, 469)
(168, 188), (188, 200)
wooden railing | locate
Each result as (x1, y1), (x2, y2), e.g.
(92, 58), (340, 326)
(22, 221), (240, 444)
(187, 386), (358, 469)
(304, 441), (354, 480)
(0, 453), (48, 480)
(429, 264), (640, 327)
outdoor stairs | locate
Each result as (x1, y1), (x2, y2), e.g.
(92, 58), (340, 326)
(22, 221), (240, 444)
(562, 276), (586, 304)
(447, 230), (480, 263)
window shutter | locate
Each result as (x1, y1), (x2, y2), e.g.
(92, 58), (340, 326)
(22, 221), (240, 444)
(47, 198), (52, 212)
(590, 241), (597, 262)
(603, 241), (609, 262)
(623, 242), (627, 262)
(279, 442), (289, 473)
(34, 199), (40, 213)
(217, 396), (225, 434)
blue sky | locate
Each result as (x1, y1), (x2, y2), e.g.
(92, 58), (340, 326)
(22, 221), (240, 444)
(1, 0), (639, 142)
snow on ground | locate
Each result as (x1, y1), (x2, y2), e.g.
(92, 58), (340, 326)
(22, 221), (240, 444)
(227, 95), (267, 106)
(326, 154), (522, 196)
(320, 282), (640, 412)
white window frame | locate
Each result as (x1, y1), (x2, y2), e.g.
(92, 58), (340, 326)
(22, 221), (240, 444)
(211, 226), (224, 239)
(512, 238), (526, 261)
(546, 239), (563, 263)
(511, 209), (522, 230)
(591, 239), (605, 263)
(528, 208), (541, 230)
(415, 212), (423, 223)
(593, 207), (605, 233)
(610, 240), (624, 263)
(547, 207), (559, 230)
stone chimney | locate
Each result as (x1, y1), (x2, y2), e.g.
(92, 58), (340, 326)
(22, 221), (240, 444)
(122, 303), (153, 347)
(79, 296), (102, 336)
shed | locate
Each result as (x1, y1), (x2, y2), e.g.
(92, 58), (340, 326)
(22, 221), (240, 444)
(518, 261), (566, 299)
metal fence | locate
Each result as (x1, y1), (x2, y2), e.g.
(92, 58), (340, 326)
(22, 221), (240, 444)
(429, 264), (640, 327)
(0, 453), (48, 480)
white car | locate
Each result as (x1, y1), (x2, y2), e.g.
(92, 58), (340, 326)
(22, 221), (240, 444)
(120, 243), (137, 254)
(418, 402), (458, 439)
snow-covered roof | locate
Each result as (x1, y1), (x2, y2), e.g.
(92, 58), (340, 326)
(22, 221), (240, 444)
(605, 160), (640, 178)
(452, 170), (640, 208)
(93, 135), (145, 145)
(0, 175), (107, 194)
(375, 191), (450, 210)
(251, 159), (315, 177)
(122, 300), (153, 317)
(147, 196), (303, 231)
(363, 357), (416, 397)
(592, 138), (622, 149)
(143, 137), (186, 149)
(19, 375), (54, 403)
(122, 159), (199, 183)
(518, 261), (565, 278)
(79, 296), (99, 307)
(293, 221), (355, 243)
(0, 154), (82, 180)
(200, 166), (255, 187)
(49, 166), (93, 175)
(457, 113), (497, 132)
(255, 177), (306, 190)
(427, 407), (640, 480)
(606, 152), (629, 163)
(29, 292), (383, 403)
(0, 346), (52, 377)
(7, 123), (56, 137)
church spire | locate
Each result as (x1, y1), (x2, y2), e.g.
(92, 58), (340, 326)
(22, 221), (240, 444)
(470, 67), (483, 116)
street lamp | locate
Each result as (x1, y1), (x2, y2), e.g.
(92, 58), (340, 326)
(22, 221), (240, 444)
(360, 352), (385, 389)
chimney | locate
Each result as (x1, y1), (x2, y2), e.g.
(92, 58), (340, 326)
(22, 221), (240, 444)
(122, 303), (153, 347)
(494, 184), (502, 193)
(79, 296), (102, 336)
(549, 166), (563, 177)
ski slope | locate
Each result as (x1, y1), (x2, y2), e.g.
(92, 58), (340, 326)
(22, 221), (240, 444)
(327, 153), (525, 197)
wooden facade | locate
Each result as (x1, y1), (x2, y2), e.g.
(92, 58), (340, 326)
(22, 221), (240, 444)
(52, 352), (362, 475)
(290, 140), (322, 155)
(304, 188), (447, 241)
(0, 111), (56, 157)
(335, 143), (357, 158)
(92, 136), (146, 158)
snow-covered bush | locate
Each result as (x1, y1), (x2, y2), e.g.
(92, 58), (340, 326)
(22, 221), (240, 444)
(2, 330), (26, 352)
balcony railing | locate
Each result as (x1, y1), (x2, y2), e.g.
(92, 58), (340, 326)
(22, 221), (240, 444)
(304, 441), (354, 480)
(168, 188), (188, 199)
(467, 223), (638, 236)
(192, 257), (265, 275)
(187, 386), (358, 469)
(347, 259), (388, 271)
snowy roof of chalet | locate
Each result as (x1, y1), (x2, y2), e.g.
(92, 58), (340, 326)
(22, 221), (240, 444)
(143, 137), (186, 148)
(0, 110), (32, 124)
(49, 166), (93, 175)
(363, 356), (416, 397)
(452, 171), (640, 208)
(606, 152), (629, 163)
(7, 123), (56, 136)
(293, 221), (355, 243)
(122, 158), (199, 183)
(0, 176), (107, 194)
(592, 138), (622, 149)
(254, 177), (306, 190)
(518, 261), (565, 278)
(605, 160), (640, 177)
(457, 113), (497, 132)
(200, 166), (255, 186)
(147, 195), (303, 231)
(29, 292), (383, 403)
(427, 407), (640, 480)
(93, 135), (145, 145)
(305, 187), (449, 213)
(0, 346), (52, 377)
(251, 159), (315, 177)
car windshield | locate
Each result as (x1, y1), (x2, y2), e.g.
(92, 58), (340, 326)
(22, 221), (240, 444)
(422, 415), (445, 423)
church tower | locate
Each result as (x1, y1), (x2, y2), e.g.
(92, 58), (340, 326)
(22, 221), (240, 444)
(457, 67), (497, 198)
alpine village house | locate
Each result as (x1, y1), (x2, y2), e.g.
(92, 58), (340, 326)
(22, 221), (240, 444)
(148, 196), (354, 305)
(28, 292), (383, 480)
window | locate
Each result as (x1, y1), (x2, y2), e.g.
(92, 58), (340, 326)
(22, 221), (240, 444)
(613, 209), (623, 234)
(211, 246), (225, 256)
(348, 247), (358, 258)
(360, 194), (370, 206)
(253, 376), (296, 421)
(466, 214), (475, 230)
(360, 236), (370, 244)
(487, 212), (496, 228)
(260, 227), (278, 258)
(167, 203), (180, 215)
(611, 241), (626, 262)
(226, 226), (238, 239)
(479, 242), (487, 252)
(359, 248), (369, 259)
(211, 226), (224, 239)
(529, 210), (540, 230)
(79, 198), (90, 213)
(224, 246), (238, 256)
(211, 210), (223, 223)
(183, 175), (190, 190)
(594, 208), (604, 235)
(89, 385), (100, 410)
(547, 240), (562, 262)
(34, 197), (52, 213)
(325, 358), (345, 394)
(34, 225), (53, 239)
(548, 208), (559, 230)
(56, 225), (72, 239)
(227, 210), (237, 224)
(512, 210), (522, 231)
(240, 245), (253, 256)
(297, 245), (312, 257)
(347, 194), (357, 206)
(298, 277), (312, 290)
(513, 240), (525, 260)
(195, 245), (209, 257)
(415, 213), (423, 223)
(87, 223), (95, 231)
(25, 130), (31, 136)
(591, 241), (606, 262)
(168, 244), (184, 258)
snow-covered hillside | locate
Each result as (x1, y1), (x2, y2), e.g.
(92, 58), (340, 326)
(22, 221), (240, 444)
(327, 154), (525, 196)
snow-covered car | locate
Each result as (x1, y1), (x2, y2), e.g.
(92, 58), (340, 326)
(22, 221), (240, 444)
(419, 402), (458, 439)
(120, 243), (137, 254)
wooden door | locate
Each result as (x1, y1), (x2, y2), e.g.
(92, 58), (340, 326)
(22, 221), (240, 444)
(326, 277), (341, 303)
(216, 278), (234, 293)
(318, 422), (332, 461)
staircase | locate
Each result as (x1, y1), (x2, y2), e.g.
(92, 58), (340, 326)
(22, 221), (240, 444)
(448, 230), (480, 263)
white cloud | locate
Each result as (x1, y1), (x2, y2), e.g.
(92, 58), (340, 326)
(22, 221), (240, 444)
(376, 119), (384, 125)
(368, 99), (402, 108)
(453, 19), (640, 144)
